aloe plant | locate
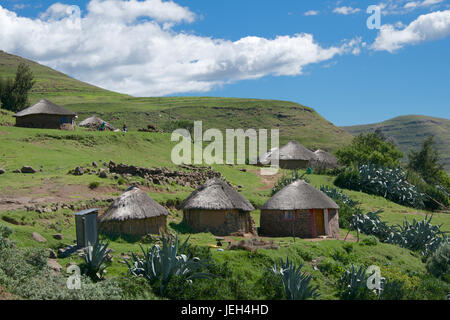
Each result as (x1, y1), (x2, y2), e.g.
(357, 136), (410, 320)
(338, 265), (374, 300)
(125, 233), (212, 295)
(82, 240), (111, 281)
(320, 186), (359, 207)
(271, 257), (319, 300)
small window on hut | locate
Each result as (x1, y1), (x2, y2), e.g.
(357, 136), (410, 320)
(284, 212), (295, 221)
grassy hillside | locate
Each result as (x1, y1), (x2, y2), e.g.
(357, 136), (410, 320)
(0, 126), (448, 300)
(0, 50), (352, 152)
(342, 115), (450, 172)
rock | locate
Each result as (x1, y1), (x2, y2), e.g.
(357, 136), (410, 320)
(21, 166), (36, 174)
(13, 169), (21, 173)
(32, 232), (47, 243)
(0, 167), (5, 174)
(74, 166), (84, 176)
(48, 249), (57, 259)
(92, 161), (98, 168)
(99, 169), (108, 179)
(239, 168), (247, 172)
(52, 233), (64, 240)
(47, 259), (62, 272)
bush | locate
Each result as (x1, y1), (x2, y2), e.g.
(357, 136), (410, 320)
(426, 242), (450, 281)
(88, 181), (100, 189)
(360, 236), (379, 246)
(334, 168), (361, 191)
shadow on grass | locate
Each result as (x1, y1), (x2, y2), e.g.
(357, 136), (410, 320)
(169, 220), (194, 234)
(99, 231), (142, 243)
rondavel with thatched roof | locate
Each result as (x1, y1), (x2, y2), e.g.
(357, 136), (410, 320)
(260, 180), (339, 238)
(259, 140), (317, 169)
(99, 187), (169, 236)
(312, 149), (339, 169)
(78, 115), (115, 131)
(177, 178), (257, 236)
(14, 99), (76, 129)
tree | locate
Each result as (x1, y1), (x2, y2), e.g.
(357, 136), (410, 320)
(407, 136), (444, 185)
(336, 132), (403, 168)
(0, 63), (35, 112)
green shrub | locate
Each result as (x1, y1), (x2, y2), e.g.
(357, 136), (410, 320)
(338, 265), (376, 300)
(88, 181), (100, 189)
(117, 177), (126, 185)
(379, 278), (406, 300)
(360, 236), (379, 246)
(426, 242), (450, 281)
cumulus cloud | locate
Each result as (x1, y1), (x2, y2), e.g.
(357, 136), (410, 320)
(371, 9), (450, 52)
(304, 10), (319, 16)
(0, 1), (360, 96)
(333, 6), (361, 15)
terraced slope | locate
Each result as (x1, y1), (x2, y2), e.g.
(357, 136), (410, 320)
(343, 115), (450, 172)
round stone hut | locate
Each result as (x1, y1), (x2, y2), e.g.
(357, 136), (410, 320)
(99, 187), (169, 236)
(13, 99), (76, 129)
(260, 180), (339, 238)
(177, 178), (257, 236)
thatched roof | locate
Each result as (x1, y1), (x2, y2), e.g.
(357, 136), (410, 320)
(14, 99), (76, 117)
(99, 187), (169, 222)
(261, 180), (339, 210)
(79, 115), (115, 130)
(259, 147), (279, 165)
(279, 141), (317, 161)
(314, 149), (338, 166)
(178, 178), (255, 211)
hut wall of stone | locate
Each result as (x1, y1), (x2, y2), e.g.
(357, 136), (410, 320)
(279, 159), (310, 169)
(15, 114), (75, 129)
(260, 209), (340, 238)
(183, 209), (254, 236)
(99, 216), (167, 236)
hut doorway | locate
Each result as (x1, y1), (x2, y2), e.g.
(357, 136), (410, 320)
(314, 209), (325, 236)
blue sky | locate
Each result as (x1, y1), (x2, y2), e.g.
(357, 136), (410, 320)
(0, 0), (449, 126)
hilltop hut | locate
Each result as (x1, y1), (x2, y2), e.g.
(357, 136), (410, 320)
(79, 115), (115, 131)
(260, 180), (339, 238)
(99, 187), (169, 236)
(178, 178), (257, 236)
(312, 149), (339, 169)
(13, 99), (76, 129)
(259, 141), (317, 169)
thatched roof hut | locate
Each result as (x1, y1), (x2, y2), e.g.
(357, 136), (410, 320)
(99, 187), (169, 236)
(178, 178), (256, 236)
(260, 180), (340, 238)
(313, 149), (338, 169)
(13, 99), (76, 129)
(79, 115), (115, 131)
(259, 141), (317, 169)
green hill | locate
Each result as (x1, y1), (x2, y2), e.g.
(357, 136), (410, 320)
(0, 50), (352, 152)
(342, 115), (450, 172)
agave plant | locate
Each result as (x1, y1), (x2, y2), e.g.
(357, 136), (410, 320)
(350, 210), (392, 242)
(385, 215), (448, 257)
(125, 233), (212, 295)
(82, 240), (112, 281)
(338, 265), (374, 300)
(358, 164), (425, 209)
(320, 186), (359, 208)
(271, 257), (319, 300)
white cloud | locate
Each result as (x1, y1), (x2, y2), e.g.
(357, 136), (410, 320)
(379, 0), (445, 15)
(371, 9), (450, 52)
(304, 10), (319, 16)
(333, 6), (361, 15)
(0, 1), (360, 96)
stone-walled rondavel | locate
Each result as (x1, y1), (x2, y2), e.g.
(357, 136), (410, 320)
(260, 180), (339, 238)
(177, 178), (257, 236)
